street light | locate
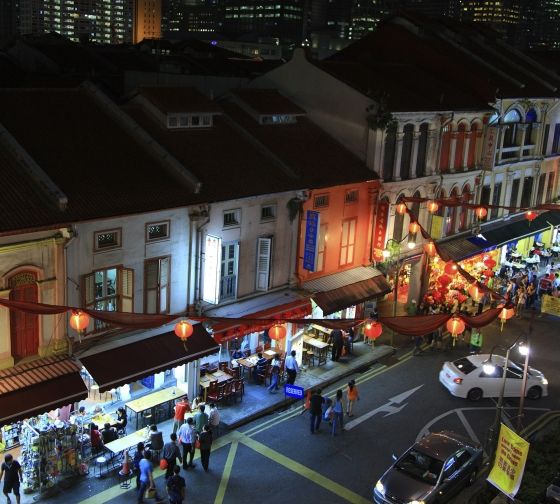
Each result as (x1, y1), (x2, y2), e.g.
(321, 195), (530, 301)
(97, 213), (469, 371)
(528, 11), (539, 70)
(483, 335), (528, 463)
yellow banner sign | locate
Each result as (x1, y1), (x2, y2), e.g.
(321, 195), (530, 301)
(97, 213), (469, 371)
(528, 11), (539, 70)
(541, 294), (560, 317)
(430, 215), (443, 239)
(487, 423), (530, 498)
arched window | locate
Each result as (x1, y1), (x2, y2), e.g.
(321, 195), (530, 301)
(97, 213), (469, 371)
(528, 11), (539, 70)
(525, 108), (537, 146)
(383, 125), (397, 181)
(502, 109), (521, 148)
(416, 123), (429, 177)
(459, 184), (470, 230)
(467, 123), (479, 168)
(392, 195), (405, 242)
(439, 125), (451, 172)
(446, 187), (459, 235)
(400, 124), (414, 180)
(454, 123), (467, 171)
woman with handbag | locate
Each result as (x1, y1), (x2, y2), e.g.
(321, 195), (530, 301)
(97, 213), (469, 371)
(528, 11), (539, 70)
(137, 451), (162, 503)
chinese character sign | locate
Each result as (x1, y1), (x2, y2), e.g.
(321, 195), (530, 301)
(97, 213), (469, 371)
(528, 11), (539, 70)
(303, 210), (320, 271)
(430, 215), (443, 240)
(373, 200), (389, 261)
(487, 423), (530, 498)
(541, 294), (560, 317)
(482, 126), (498, 171)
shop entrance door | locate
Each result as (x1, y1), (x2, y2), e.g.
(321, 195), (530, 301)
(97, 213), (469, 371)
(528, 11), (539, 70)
(9, 271), (39, 359)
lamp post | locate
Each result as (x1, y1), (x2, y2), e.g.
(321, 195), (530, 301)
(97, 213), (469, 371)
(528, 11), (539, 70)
(383, 234), (416, 347)
(483, 335), (528, 463)
(516, 309), (535, 432)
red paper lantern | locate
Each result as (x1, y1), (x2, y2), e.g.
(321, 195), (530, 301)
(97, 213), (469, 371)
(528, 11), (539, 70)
(396, 203), (407, 215)
(483, 258), (497, 269)
(424, 241), (437, 257)
(446, 317), (465, 336)
(457, 294), (467, 304)
(483, 269), (494, 278)
(427, 200), (439, 213)
(444, 261), (458, 276)
(438, 274), (452, 286)
(269, 323), (287, 340)
(526, 211), (537, 222)
(69, 310), (90, 333)
(498, 307), (515, 321)
(468, 284), (483, 302)
(364, 321), (383, 340)
(174, 320), (193, 341)
(409, 222), (420, 234)
(475, 207), (487, 219)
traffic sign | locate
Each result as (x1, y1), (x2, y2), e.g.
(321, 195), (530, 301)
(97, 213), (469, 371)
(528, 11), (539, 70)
(284, 384), (304, 399)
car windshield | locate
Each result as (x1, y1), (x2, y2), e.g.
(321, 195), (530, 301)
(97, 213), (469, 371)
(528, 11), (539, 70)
(395, 448), (443, 485)
(453, 357), (476, 374)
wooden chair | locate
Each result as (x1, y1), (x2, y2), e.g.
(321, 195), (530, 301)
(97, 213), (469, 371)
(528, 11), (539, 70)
(219, 362), (228, 371)
(256, 362), (269, 385)
(255, 345), (264, 354)
(223, 381), (234, 404)
(207, 362), (219, 373)
(217, 383), (227, 404)
(264, 363), (274, 386)
(227, 367), (241, 379)
(206, 380), (220, 403)
(232, 378), (244, 402)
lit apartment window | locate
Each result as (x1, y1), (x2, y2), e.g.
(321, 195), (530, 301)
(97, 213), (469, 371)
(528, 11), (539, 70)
(345, 189), (359, 204)
(146, 221), (170, 242)
(94, 229), (121, 252)
(223, 209), (241, 227)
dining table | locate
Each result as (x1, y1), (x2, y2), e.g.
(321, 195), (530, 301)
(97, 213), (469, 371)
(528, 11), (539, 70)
(303, 334), (331, 366)
(125, 386), (184, 429)
(199, 370), (234, 401)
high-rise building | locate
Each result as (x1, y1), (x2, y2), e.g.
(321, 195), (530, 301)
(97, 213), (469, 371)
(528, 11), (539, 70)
(162, 0), (219, 36)
(133, 0), (162, 42)
(349, 0), (398, 40)
(527, 0), (560, 50)
(17, 0), (133, 44)
(0, 0), (18, 43)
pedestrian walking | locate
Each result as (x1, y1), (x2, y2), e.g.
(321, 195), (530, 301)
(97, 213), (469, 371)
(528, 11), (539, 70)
(208, 403), (220, 438)
(1, 454), (22, 504)
(331, 390), (344, 436)
(162, 433), (182, 479)
(285, 350), (299, 385)
(309, 388), (324, 434)
(198, 425), (213, 472)
(469, 329), (483, 354)
(166, 465), (186, 504)
(133, 442), (150, 489)
(172, 396), (191, 434)
(137, 451), (162, 503)
(330, 329), (344, 361)
(430, 327), (443, 351)
(346, 380), (360, 417)
(177, 417), (196, 469)
(267, 353), (281, 393)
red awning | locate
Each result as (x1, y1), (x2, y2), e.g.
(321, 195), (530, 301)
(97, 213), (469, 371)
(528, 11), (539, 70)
(80, 324), (219, 392)
(312, 275), (392, 316)
(211, 298), (312, 344)
(0, 356), (88, 425)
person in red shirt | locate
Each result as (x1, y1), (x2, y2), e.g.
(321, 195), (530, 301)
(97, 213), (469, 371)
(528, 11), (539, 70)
(172, 396), (191, 434)
(90, 423), (103, 454)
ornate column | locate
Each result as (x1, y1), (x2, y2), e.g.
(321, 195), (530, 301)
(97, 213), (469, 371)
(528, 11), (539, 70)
(411, 128), (420, 179)
(449, 130), (458, 173)
(393, 130), (405, 181)
(426, 128), (439, 175)
(518, 123), (528, 159)
(463, 131), (472, 169)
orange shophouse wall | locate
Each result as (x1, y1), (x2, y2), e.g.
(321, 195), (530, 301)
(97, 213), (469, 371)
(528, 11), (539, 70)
(297, 181), (379, 283)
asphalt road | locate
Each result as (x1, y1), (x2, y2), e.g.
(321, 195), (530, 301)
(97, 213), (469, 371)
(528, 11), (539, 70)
(35, 311), (559, 504)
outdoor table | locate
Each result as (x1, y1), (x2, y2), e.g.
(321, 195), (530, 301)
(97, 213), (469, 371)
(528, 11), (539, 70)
(236, 356), (257, 381)
(105, 429), (148, 457)
(199, 371), (232, 401)
(309, 323), (333, 342)
(524, 256), (540, 264)
(90, 413), (117, 428)
(125, 386), (183, 429)
(303, 335), (331, 366)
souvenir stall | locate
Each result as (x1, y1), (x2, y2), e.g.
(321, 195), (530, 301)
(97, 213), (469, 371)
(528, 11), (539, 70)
(20, 416), (84, 496)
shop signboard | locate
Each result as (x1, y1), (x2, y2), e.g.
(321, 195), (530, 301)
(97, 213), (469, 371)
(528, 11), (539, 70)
(203, 235), (221, 304)
(373, 200), (390, 261)
(541, 294), (560, 317)
(487, 423), (530, 499)
(430, 215), (444, 239)
(482, 125), (498, 171)
(284, 384), (304, 399)
(303, 210), (320, 271)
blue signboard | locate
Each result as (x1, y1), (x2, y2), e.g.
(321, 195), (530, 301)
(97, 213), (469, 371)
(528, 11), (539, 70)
(303, 210), (320, 271)
(141, 375), (155, 389)
(284, 384), (305, 399)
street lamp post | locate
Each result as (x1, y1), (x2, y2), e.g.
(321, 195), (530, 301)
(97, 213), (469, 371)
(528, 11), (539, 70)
(383, 235), (416, 347)
(483, 336), (529, 463)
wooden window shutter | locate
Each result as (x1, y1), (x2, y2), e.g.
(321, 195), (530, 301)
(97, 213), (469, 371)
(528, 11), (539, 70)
(119, 267), (134, 313)
(83, 272), (96, 309)
(144, 260), (159, 314)
(159, 257), (170, 313)
(256, 237), (272, 291)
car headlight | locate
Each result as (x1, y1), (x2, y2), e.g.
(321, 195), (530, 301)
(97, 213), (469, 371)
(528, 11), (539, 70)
(375, 480), (385, 495)
(542, 378), (549, 385)
(408, 501), (425, 504)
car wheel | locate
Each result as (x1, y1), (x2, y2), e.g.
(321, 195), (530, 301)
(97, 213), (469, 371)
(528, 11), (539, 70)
(467, 388), (483, 401)
(466, 470), (477, 486)
(527, 386), (542, 400)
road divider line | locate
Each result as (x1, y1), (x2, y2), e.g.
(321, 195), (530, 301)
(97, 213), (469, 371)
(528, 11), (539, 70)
(214, 441), (239, 504)
(240, 434), (371, 504)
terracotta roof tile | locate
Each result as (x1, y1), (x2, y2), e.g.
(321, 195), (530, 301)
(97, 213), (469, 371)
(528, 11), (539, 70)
(137, 87), (223, 114)
(231, 88), (306, 115)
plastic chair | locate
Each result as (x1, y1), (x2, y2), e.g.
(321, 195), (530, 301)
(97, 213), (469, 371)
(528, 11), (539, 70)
(93, 456), (109, 478)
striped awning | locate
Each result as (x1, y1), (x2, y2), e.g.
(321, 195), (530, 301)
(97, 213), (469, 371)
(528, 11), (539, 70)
(0, 355), (88, 425)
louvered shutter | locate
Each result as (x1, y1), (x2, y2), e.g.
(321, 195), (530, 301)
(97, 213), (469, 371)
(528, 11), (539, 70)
(119, 267), (134, 313)
(159, 257), (170, 313)
(145, 260), (159, 314)
(256, 237), (272, 291)
(83, 272), (95, 309)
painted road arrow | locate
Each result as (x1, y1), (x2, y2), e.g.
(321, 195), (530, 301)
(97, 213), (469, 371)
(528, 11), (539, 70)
(345, 385), (424, 430)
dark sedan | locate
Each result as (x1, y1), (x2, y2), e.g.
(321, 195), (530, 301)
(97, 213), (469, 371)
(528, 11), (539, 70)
(373, 431), (483, 504)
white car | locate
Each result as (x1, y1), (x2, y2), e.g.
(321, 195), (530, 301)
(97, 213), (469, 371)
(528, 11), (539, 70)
(439, 354), (549, 401)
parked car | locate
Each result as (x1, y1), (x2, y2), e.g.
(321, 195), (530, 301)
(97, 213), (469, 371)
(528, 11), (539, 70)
(439, 354), (549, 401)
(373, 431), (483, 504)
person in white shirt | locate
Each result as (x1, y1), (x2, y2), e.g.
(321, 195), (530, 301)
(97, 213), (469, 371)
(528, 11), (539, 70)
(285, 350), (299, 385)
(208, 404), (220, 438)
(177, 417), (197, 470)
(267, 354), (281, 393)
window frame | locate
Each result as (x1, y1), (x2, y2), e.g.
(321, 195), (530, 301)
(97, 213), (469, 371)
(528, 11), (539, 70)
(256, 236), (273, 291)
(145, 220), (170, 243)
(260, 204), (277, 222)
(144, 256), (171, 314)
(94, 228), (122, 253)
(339, 218), (357, 266)
(223, 209), (241, 228)
(313, 194), (330, 209)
